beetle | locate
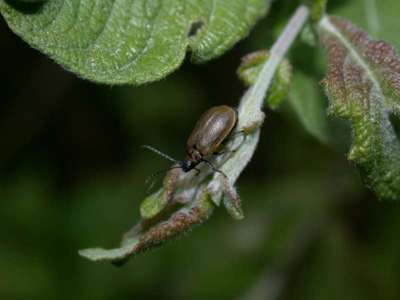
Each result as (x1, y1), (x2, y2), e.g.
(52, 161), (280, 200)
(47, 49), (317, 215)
(183, 105), (237, 172)
(143, 105), (238, 181)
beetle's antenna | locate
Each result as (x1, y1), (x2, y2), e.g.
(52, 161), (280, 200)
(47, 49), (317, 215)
(141, 145), (177, 163)
(145, 166), (182, 192)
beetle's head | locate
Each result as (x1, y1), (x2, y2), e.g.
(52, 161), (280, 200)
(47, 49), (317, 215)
(179, 159), (198, 172)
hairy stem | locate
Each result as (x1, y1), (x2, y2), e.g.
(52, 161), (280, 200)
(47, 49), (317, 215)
(244, 5), (311, 113)
(218, 5), (310, 184)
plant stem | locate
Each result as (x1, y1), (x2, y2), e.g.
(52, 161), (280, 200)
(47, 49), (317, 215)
(219, 5), (310, 184)
(241, 4), (310, 115)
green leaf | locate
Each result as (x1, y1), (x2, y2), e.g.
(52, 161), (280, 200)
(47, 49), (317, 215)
(303, 0), (326, 22)
(319, 16), (400, 201)
(139, 170), (178, 219)
(0, 0), (270, 85)
(288, 70), (329, 143)
(139, 189), (166, 219)
(237, 50), (292, 109)
(299, 22), (318, 47)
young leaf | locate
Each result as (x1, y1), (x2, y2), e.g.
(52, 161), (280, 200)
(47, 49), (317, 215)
(237, 50), (329, 143)
(79, 184), (215, 263)
(319, 16), (400, 201)
(303, 0), (326, 22)
(0, 0), (270, 85)
(237, 50), (292, 109)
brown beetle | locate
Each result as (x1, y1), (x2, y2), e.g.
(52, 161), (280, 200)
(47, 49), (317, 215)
(182, 105), (237, 172)
(143, 105), (237, 179)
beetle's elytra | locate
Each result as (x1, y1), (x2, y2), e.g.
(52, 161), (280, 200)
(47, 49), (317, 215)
(183, 105), (237, 172)
(143, 105), (237, 178)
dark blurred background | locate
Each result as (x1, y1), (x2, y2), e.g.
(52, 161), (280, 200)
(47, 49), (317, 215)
(1, 0), (400, 299)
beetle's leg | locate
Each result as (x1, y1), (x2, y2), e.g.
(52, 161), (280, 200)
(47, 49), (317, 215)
(241, 111), (265, 134)
(214, 131), (246, 156)
(231, 131), (246, 152)
(213, 149), (231, 156)
(219, 111), (265, 156)
(194, 167), (201, 176)
(232, 130), (245, 137)
(202, 159), (228, 178)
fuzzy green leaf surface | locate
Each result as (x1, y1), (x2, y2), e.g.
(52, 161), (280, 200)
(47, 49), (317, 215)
(0, 0), (269, 85)
(319, 16), (400, 201)
(237, 50), (292, 110)
(139, 190), (166, 220)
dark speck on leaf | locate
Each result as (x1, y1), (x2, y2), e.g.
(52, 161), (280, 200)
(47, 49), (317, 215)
(188, 21), (205, 37)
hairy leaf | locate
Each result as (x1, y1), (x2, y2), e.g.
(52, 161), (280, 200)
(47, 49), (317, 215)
(79, 182), (215, 263)
(0, 0), (269, 85)
(78, 149), (244, 264)
(319, 16), (400, 201)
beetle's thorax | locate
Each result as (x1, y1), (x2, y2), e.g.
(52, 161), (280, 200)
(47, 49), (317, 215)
(187, 147), (203, 163)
